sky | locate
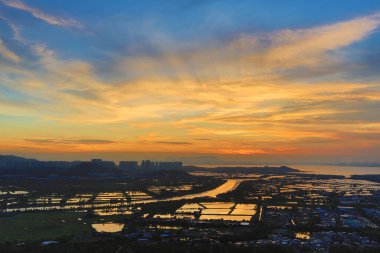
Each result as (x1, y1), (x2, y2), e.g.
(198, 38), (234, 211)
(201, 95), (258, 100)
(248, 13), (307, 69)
(1, 0), (380, 164)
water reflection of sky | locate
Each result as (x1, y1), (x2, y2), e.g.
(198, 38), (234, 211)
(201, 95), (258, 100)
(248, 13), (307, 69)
(91, 223), (124, 233)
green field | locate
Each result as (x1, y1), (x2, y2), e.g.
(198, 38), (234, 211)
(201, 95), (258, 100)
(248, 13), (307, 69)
(0, 212), (92, 242)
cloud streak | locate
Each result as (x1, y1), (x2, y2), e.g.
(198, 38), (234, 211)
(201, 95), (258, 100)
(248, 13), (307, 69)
(0, 39), (21, 62)
(24, 139), (116, 145)
(0, 15), (25, 43)
(1, 0), (82, 29)
(155, 141), (192, 145)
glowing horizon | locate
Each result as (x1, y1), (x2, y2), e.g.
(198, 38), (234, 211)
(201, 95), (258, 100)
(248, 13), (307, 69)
(1, 1), (380, 164)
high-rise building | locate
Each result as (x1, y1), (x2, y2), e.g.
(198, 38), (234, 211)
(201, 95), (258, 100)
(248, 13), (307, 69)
(90, 159), (116, 169)
(140, 160), (182, 170)
(119, 161), (138, 171)
(141, 160), (153, 170)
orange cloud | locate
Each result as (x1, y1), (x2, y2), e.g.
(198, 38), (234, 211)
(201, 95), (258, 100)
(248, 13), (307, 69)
(1, 12), (380, 161)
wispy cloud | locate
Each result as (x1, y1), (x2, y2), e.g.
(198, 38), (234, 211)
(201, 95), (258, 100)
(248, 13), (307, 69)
(24, 139), (116, 145)
(1, 0), (83, 29)
(0, 15), (25, 43)
(0, 39), (21, 62)
(155, 141), (192, 145)
(253, 12), (380, 68)
(116, 11), (380, 81)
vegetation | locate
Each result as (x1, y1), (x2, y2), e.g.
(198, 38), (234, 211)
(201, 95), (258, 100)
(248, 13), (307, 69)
(0, 212), (90, 242)
(0, 239), (296, 253)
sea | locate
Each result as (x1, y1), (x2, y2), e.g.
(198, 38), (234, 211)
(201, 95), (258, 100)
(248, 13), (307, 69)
(195, 164), (380, 177)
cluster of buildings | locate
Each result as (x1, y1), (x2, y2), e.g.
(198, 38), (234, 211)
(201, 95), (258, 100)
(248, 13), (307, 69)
(0, 155), (182, 171)
(252, 232), (379, 252)
(119, 160), (183, 171)
(364, 208), (380, 220)
(90, 159), (117, 169)
(0, 157), (80, 169)
(140, 160), (183, 170)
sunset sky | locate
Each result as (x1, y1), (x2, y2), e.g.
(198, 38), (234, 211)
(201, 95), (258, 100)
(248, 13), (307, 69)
(1, 0), (380, 164)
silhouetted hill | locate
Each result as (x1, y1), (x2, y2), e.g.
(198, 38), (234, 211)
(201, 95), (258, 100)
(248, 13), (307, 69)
(0, 154), (37, 166)
(182, 165), (299, 174)
(213, 166), (299, 173)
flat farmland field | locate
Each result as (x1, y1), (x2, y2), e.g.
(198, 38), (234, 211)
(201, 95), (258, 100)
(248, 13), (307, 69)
(0, 212), (91, 242)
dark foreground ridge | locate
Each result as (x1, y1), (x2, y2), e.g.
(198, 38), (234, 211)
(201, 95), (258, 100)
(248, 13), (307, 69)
(2, 238), (379, 253)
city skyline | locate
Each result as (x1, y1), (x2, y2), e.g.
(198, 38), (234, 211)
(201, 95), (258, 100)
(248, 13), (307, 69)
(1, 0), (380, 164)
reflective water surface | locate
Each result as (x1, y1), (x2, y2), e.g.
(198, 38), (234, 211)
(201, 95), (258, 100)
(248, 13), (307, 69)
(91, 223), (124, 233)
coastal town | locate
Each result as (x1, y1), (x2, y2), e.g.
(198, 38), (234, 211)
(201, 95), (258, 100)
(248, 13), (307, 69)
(2, 0), (380, 252)
(1, 156), (380, 252)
